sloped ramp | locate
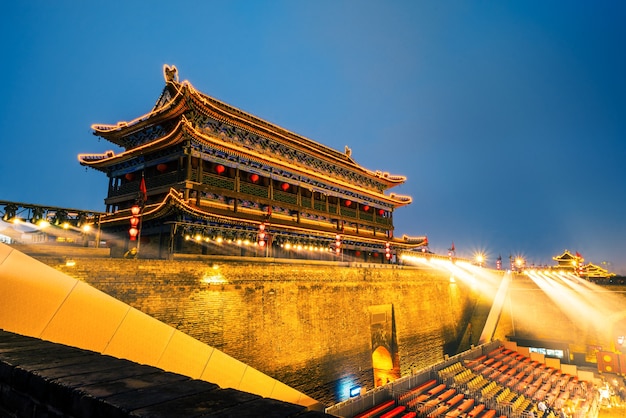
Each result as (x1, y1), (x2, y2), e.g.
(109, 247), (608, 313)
(0, 243), (319, 409)
(478, 271), (512, 345)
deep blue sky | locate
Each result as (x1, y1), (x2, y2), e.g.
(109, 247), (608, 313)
(1, 2), (625, 273)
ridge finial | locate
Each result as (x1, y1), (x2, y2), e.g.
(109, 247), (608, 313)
(163, 64), (179, 82)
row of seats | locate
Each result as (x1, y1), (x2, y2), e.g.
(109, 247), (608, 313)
(464, 347), (597, 417)
(352, 345), (598, 418)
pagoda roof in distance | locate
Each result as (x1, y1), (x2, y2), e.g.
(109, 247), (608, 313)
(552, 249), (582, 262)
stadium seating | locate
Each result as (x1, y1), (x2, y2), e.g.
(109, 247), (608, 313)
(348, 343), (600, 418)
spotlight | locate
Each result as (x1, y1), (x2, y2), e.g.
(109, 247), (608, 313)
(53, 210), (68, 226)
(2, 204), (18, 222)
(30, 207), (45, 224)
(76, 213), (86, 227)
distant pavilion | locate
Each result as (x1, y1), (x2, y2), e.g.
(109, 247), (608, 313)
(552, 250), (615, 280)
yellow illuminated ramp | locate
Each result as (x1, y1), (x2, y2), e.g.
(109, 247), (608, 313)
(478, 271), (512, 344)
(0, 243), (318, 408)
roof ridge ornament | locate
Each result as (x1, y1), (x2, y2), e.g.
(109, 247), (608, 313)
(163, 64), (179, 83)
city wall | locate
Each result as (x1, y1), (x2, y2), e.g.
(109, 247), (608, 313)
(31, 252), (624, 406)
(37, 256), (479, 406)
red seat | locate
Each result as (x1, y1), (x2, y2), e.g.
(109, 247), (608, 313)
(446, 393), (465, 407)
(379, 405), (406, 418)
(399, 379), (437, 402)
(467, 404), (485, 417)
(406, 394), (429, 409)
(487, 347), (504, 358)
(457, 398), (475, 412)
(428, 405), (449, 417)
(466, 355), (487, 368)
(353, 399), (395, 418)
(437, 388), (456, 402)
(427, 383), (447, 396)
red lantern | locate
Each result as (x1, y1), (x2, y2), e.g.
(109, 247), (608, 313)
(215, 164), (225, 174)
(363, 205), (370, 212)
(373, 252), (379, 257)
(378, 209), (385, 216)
(355, 251), (361, 257)
(129, 204), (141, 240)
(257, 223), (266, 247)
(125, 173), (134, 181)
(345, 200), (352, 207)
(281, 182), (290, 191)
(250, 174), (259, 183)
(156, 163), (168, 172)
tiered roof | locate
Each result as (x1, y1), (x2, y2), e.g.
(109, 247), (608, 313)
(552, 250), (615, 278)
(552, 250), (582, 267)
(80, 65), (411, 209)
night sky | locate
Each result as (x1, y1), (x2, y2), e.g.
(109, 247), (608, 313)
(1, 1), (624, 273)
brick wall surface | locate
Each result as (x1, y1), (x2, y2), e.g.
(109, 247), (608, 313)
(39, 258), (479, 406)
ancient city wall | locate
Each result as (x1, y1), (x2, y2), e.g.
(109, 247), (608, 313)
(39, 257), (478, 405)
(34, 254), (625, 406)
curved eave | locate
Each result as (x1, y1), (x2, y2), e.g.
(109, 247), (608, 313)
(78, 120), (186, 171)
(101, 189), (262, 228)
(102, 189), (420, 248)
(183, 121), (411, 208)
(183, 81), (406, 189)
(401, 235), (428, 247)
(90, 83), (187, 146)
